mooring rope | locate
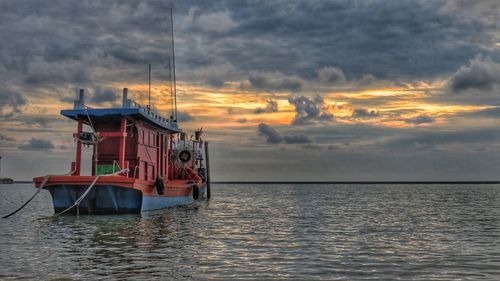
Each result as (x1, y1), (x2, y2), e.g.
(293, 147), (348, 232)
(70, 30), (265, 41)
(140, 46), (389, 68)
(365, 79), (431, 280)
(51, 168), (129, 217)
(2, 170), (75, 219)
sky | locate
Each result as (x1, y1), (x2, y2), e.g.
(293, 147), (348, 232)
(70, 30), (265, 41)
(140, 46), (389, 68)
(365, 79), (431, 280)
(0, 0), (499, 181)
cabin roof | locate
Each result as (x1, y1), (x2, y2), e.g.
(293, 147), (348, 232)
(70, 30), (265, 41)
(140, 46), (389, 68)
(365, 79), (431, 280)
(60, 107), (183, 133)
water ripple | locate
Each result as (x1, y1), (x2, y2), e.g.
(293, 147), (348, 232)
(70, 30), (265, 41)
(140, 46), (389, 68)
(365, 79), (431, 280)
(1, 183), (499, 280)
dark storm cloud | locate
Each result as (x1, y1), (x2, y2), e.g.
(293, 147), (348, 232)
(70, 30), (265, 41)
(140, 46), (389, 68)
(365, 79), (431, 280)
(175, 0), (500, 82)
(404, 115), (436, 125)
(243, 71), (303, 92)
(90, 87), (118, 104)
(18, 138), (55, 151)
(24, 57), (91, 86)
(258, 123), (283, 144)
(288, 95), (333, 125)
(0, 0), (498, 95)
(283, 135), (312, 144)
(258, 123), (313, 144)
(0, 86), (26, 118)
(351, 108), (379, 118)
(254, 99), (278, 114)
(449, 56), (500, 93)
(316, 67), (346, 84)
(386, 128), (500, 151)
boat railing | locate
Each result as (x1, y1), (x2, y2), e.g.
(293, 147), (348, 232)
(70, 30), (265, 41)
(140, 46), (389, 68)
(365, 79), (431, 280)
(122, 88), (174, 126)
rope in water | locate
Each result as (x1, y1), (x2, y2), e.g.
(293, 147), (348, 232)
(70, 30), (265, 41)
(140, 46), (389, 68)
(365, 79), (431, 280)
(2, 170), (75, 219)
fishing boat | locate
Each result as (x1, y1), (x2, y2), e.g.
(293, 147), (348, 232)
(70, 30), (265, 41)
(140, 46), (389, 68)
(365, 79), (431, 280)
(33, 88), (210, 214)
(30, 10), (211, 215)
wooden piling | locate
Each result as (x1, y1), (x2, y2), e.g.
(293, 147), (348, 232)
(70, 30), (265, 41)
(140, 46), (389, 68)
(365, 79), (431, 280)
(205, 142), (211, 199)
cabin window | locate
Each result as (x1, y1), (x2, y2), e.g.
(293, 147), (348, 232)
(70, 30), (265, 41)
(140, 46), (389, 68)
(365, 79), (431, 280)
(140, 130), (145, 144)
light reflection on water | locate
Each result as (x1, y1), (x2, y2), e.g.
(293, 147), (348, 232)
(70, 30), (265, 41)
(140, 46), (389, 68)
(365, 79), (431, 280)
(1, 183), (499, 280)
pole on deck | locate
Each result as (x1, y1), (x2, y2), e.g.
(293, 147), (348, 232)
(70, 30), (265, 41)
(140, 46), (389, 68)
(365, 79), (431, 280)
(204, 141), (211, 199)
(118, 117), (127, 174)
(75, 119), (83, 176)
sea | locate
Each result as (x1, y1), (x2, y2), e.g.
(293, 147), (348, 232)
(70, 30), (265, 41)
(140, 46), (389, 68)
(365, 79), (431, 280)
(1, 183), (499, 280)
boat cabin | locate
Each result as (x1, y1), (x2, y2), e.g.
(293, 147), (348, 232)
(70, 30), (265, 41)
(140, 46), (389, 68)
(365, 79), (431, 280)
(60, 88), (205, 184)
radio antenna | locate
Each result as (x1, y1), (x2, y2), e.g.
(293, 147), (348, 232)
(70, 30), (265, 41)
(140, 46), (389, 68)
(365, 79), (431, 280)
(168, 58), (174, 118)
(148, 63), (151, 109)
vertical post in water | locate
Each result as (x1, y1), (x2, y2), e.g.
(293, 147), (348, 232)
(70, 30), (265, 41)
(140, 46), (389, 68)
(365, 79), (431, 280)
(0, 156), (2, 177)
(204, 142), (211, 199)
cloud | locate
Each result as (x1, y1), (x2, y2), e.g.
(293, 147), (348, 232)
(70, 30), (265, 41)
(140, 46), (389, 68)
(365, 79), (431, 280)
(177, 111), (194, 122)
(386, 127), (500, 150)
(18, 138), (54, 151)
(0, 87), (26, 118)
(449, 56), (500, 93)
(0, 134), (16, 142)
(183, 8), (238, 34)
(288, 95), (333, 125)
(190, 63), (239, 87)
(257, 123), (313, 144)
(317, 66), (346, 84)
(235, 118), (248, 123)
(90, 87), (118, 104)
(254, 99), (278, 114)
(25, 57), (90, 86)
(467, 107), (500, 118)
(301, 144), (322, 150)
(243, 71), (303, 92)
(351, 108), (379, 118)
(283, 134), (312, 144)
(404, 115), (436, 125)
(257, 123), (282, 144)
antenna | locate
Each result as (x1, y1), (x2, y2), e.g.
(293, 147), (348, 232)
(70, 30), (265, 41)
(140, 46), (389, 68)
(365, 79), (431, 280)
(170, 7), (178, 121)
(148, 63), (151, 110)
(168, 58), (174, 118)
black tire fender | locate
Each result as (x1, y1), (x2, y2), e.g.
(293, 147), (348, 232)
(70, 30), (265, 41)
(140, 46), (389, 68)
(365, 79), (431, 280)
(155, 176), (164, 195)
(192, 185), (199, 200)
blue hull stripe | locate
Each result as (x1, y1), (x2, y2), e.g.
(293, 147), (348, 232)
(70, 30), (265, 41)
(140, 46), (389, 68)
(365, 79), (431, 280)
(47, 183), (208, 214)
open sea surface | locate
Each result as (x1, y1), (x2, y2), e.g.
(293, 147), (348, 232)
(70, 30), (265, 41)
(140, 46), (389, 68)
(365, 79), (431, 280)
(1, 183), (499, 280)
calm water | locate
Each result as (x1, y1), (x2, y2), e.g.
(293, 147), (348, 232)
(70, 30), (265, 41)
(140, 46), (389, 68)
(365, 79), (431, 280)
(1, 183), (499, 280)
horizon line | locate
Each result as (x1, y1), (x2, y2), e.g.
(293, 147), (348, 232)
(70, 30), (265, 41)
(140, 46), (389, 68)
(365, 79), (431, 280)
(6, 180), (500, 185)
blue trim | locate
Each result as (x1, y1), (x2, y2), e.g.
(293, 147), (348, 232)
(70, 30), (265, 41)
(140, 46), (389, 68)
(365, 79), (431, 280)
(60, 107), (182, 132)
(141, 195), (194, 211)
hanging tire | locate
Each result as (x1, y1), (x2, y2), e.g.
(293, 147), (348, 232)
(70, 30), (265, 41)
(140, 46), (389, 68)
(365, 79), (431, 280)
(179, 150), (191, 163)
(192, 185), (199, 200)
(155, 176), (164, 195)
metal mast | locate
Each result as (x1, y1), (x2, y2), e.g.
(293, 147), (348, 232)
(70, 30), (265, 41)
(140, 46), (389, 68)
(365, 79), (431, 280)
(170, 7), (178, 121)
(148, 63), (151, 109)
